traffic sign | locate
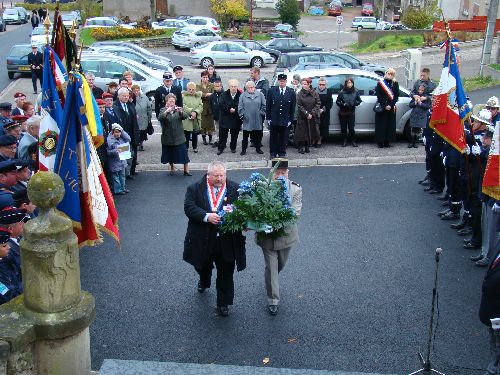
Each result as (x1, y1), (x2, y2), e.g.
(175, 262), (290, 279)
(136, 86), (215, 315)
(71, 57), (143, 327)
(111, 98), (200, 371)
(336, 16), (343, 26)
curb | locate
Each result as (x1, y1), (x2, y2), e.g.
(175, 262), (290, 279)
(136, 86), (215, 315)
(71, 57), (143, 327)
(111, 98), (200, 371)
(136, 155), (424, 171)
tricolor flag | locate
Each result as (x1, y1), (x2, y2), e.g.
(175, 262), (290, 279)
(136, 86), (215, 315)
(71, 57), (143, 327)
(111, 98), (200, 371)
(54, 74), (119, 247)
(483, 122), (500, 200)
(429, 39), (471, 152)
(79, 74), (104, 147)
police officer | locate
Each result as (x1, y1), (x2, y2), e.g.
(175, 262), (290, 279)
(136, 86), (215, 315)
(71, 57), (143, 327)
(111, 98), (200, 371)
(173, 66), (190, 91)
(27, 44), (43, 94)
(0, 229), (22, 305)
(0, 160), (19, 210)
(154, 72), (183, 118)
(0, 207), (27, 275)
(0, 135), (18, 161)
(266, 74), (296, 159)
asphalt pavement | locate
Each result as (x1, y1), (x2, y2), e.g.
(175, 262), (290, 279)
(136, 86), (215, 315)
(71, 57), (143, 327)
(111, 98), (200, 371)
(80, 164), (490, 374)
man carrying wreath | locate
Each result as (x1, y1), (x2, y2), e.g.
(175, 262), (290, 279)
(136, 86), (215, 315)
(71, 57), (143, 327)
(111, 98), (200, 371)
(183, 161), (246, 317)
(255, 158), (302, 316)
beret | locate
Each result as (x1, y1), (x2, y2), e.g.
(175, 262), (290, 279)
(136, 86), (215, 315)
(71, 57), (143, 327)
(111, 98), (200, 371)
(0, 135), (17, 146)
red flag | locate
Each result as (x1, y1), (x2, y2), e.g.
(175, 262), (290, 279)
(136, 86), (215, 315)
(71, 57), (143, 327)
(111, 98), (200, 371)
(482, 123), (500, 200)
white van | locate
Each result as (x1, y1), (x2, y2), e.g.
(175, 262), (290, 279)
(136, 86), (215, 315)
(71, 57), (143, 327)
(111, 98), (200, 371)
(351, 16), (377, 30)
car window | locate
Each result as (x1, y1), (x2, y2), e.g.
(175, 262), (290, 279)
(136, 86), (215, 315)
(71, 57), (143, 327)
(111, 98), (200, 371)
(103, 61), (127, 79)
(288, 40), (303, 48)
(276, 54), (289, 68)
(211, 43), (227, 52)
(203, 30), (216, 36)
(227, 43), (245, 52)
(245, 41), (255, 49)
(81, 61), (101, 77)
(297, 55), (320, 64)
(118, 51), (142, 62)
(8, 46), (30, 58)
(196, 19), (206, 25)
(320, 74), (348, 94)
(322, 55), (349, 66)
(353, 17), (361, 22)
(339, 53), (360, 67)
(274, 39), (288, 48)
(351, 75), (379, 96)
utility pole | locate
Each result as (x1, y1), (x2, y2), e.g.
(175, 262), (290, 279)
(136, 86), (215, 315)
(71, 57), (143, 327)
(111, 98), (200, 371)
(479, 0), (499, 76)
(381, 0), (386, 21)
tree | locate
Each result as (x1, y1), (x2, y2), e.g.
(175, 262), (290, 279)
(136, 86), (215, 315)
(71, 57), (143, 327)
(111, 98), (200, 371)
(401, 0), (439, 29)
(209, 0), (249, 28)
(275, 0), (301, 29)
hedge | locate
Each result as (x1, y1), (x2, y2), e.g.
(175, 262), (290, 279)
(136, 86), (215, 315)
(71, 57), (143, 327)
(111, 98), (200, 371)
(15, 2), (78, 11)
(90, 27), (165, 41)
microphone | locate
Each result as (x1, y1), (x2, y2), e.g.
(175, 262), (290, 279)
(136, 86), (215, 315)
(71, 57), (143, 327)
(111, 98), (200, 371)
(435, 247), (442, 262)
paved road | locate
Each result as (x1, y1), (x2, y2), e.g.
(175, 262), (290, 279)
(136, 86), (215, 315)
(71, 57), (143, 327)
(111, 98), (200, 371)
(80, 164), (490, 374)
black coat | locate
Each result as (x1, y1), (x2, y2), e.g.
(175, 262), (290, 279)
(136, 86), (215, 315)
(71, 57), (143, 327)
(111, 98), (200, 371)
(112, 102), (140, 145)
(209, 90), (223, 121)
(183, 176), (246, 271)
(336, 88), (361, 116)
(27, 51), (43, 71)
(374, 79), (399, 143)
(0, 254), (22, 305)
(154, 85), (183, 118)
(479, 251), (500, 326)
(219, 90), (242, 130)
(266, 86), (296, 127)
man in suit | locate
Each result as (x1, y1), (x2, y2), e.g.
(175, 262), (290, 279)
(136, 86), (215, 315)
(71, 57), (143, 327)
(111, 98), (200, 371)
(255, 158), (302, 316)
(183, 161), (246, 317)
(154, 72), (183, 118)
(102, 93), (118, 134)
(173, 65), (190, 91)
(479, 249), (500, 375)
(27, 45), (43, 94)
(266, 74), (296, 158)
(113, 88), (140, 178)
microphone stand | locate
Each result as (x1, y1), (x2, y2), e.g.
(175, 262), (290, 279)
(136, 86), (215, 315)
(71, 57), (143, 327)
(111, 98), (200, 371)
(408, 248), (446, 375)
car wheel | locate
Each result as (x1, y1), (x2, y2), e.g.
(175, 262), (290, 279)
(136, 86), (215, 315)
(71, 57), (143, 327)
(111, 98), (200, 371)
(201, 57), (214, 69)
(194, 42), (201, 47)
(357, 26), (363, 31)
(173, 45), (180, 50)
(8, 72), (14, 79)
(250, 57), (263, 68)
(271, 54), (278, 64)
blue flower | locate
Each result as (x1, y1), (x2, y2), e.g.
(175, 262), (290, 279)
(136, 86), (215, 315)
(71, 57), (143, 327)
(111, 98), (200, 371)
(250, 172), (262, 182)
(237, 180), (253, 195)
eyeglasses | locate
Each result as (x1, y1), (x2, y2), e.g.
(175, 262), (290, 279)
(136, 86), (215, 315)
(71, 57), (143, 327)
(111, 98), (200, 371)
(318, 83), (326, 86)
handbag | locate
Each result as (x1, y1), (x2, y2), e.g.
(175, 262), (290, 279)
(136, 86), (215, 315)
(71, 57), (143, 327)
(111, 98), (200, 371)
(146, 120), (154, 135)
(373, 102), (383, 113)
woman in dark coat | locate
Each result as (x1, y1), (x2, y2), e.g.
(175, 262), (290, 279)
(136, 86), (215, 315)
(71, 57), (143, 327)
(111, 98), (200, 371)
(408, 83), (430, 148)
(217, 79), (242, 155)
(207, 65), (221, 84)
(374, 68), (399, 148)
(295, 77), (321, 154)
(336, 77), (362, 147)
(315, 77), (334, 148)
(158, 93), (191, 176)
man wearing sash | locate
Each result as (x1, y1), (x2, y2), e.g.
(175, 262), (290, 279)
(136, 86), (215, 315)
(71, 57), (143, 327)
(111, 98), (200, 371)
(183, 161), (246, 317)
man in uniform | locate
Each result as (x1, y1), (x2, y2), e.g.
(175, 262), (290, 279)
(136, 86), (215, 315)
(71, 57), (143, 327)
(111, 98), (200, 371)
(0, 135), (18, 161)
(0, 207), (28, 276)
(0, 160), (19, 210)
(173, 65), (190, 91)
(266, 74), (296, 158)
(11, 92), (26, 116)
(27, 45), (43, 94)
(0, 229), (22, 305)
(255, 158), (302, 315)
(154, 72), (183, 118)
(183, 161), (246, 317)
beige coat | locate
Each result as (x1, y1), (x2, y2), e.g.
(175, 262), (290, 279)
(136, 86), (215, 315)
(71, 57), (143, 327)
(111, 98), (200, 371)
(255, 180), (302, 250)
(182, 91), (203, 132)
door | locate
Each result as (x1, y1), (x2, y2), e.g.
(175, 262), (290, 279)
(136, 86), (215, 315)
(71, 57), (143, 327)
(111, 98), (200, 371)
(227, 43), (249, 66)
(287, 39), (305, 53)
(210, 43), (230, 65)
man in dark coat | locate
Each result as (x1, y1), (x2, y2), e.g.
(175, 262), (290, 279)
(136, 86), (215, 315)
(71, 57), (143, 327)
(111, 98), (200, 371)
(209, 79), (223, 148)
(217, 79), (242, 155)
(0, 229), (22, 305)
(154, 72), (183, 118)
(183, 161), (246, 317)
(113, 88), (140, 177)
(27, 45), (43, 94)
(266, 74), (295, 158)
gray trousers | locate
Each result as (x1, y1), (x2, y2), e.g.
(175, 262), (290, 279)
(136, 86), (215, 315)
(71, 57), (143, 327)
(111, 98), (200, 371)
(484, 327), (500, 375)
(481, 203), (500, 260)
(262, 247), (291, 306)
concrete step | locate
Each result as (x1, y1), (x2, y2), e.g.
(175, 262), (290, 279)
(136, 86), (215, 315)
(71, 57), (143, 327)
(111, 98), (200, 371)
(99, 359), (396, 375)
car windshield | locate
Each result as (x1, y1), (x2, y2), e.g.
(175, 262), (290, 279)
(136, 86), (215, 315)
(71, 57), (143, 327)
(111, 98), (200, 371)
(8, 45), (30, 58)
(275, 24), (290, 31)
(32, 27), (50, 35)
(4, 9), (18, 15)
(62, 15), (75, 21)
(339, 53), (360, 66)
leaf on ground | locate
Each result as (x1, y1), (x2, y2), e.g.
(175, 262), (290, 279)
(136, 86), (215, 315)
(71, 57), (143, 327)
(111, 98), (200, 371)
(287, 338), (297, 344)
(263, 357), (270, 365)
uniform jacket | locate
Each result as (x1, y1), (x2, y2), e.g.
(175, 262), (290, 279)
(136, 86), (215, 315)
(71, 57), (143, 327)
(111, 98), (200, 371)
(255, 180), (302, 250)
(11, 107), (24, 116)
(112, 101), (140, 145)
(134, 93), (152, 131)
(479, 250), (500, 326)
(317, 87), (334, 127)
(183, 176), (246, 271)
(209, 90), (223, 122)
(106, 130), (131, 172)
(154, 85), (183, 118)
(6, 239), (20, 277)
(174, 77), (190, 91)
(0, 254), (23, 305)
(238, 90), (266, 132)
(27, 51), (43, 71)
(182, 91), (203, 132)
(409, 96), (430, 129)
(266, 86), (296, 127)
(158, 108), (187, 146)
(219, 90), (242, 130)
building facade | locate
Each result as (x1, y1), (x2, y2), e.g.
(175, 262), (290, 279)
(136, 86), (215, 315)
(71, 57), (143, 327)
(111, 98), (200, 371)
(401, 0), (500, 19)
(103, 0), (212, 19)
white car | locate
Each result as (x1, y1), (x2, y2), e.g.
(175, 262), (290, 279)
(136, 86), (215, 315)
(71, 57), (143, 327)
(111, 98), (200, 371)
(31, 26), (53, 46)
(151, 18), (188, 30)
(61, 13), (79, 28)
(185, 16), (220, 33)
(172, 27), (221, 50)
(83, 17), (135, 29)
(3, 8), (23, 24)
(189, 41), (273, 69)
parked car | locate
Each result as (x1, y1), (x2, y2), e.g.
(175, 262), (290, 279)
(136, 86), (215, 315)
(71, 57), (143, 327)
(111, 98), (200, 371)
(263, 38), (323, 53)
(189, 41), (273, 69)
(176, 15), (191, 21)
(172, 27), (221, 49)
(185, 16), (220, 32)
(272, 67), (412, 138)
(80, 52), (166, 104)
(14, 7), (29, 23)
(231, 40), (280, 63)
(269, 23), (296, 38)
(70, 10), (81, 25)
(87, 46), (172, 70)
(24, 0), (46, 3)
(83, 17), (135, 29)
(290, 62), (348, 71)
(7, 43), (43, 79)
(61, 13), (79, 28)
(151, 18), (188, 30)
(3, 8), (24, 24)
(91, 41), (168, 63)
(274, 51), (387, 77)
(328, 1), (342, 16)
(351, 16), (377, 30)
(31, 26), (53, 45)
(361, 3), (374, 15)
(0, 16), (6, 32)
(375, 20), (391, 30)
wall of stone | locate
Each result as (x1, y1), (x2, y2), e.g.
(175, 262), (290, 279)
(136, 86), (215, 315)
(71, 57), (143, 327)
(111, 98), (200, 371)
(165, 0), (212, 17)
(104, 0), (151, 19)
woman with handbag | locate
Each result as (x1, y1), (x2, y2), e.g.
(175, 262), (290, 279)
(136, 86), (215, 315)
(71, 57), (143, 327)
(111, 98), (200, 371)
(131, 85), (152, 151)
(374, 68), (399, 148)
(182, 82), (203, 153)
(295, 77), (321, 154)
(336, 77), (362, 147)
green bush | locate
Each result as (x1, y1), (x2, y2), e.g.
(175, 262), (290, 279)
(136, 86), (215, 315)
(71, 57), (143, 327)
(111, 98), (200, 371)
(401, 5), (438, 29)
(76, 0), (103, 24)
(15, 2), (78, 11)
(275, 0), (301, 29)
(378, 41), (386, 49)
(403, 36), (415, 45)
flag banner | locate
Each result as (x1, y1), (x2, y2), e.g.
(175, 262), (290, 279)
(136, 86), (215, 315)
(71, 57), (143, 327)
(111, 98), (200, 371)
(54, 74), (120, 247)
(429, 39), (471, 152)
(483, 121), (500, 200)
(52, 9), (76, 72)
(79, 75), (104, 147)
(39, 47), (65, 172)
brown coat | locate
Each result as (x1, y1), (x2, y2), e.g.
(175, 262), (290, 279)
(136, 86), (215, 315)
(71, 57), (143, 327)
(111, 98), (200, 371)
(295, 88), (321, 144)
(197, 83), (215, 131)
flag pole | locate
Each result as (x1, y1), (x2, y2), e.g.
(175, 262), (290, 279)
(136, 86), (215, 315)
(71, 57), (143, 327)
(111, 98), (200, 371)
(43, 12), (52, 47)
(68, 20), (77, 70)
(51, 0), (60, 47)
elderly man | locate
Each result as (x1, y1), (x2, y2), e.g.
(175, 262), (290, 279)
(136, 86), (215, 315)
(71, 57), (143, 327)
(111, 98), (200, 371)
(113, 88), (140, 178)
(154, 72), (183, 118)
(0, 135), (17, 161)
(183, 161), (246, 317)
(255, 158), (302, 316)
(87, 73), (103, 100)
(217, 79), (242, 155)
(11, 93), (26, 116)
(0, 160), (19, 210)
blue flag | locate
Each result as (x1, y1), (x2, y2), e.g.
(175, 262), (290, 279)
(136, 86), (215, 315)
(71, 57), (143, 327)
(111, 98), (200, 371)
(444, 41), (471, 123)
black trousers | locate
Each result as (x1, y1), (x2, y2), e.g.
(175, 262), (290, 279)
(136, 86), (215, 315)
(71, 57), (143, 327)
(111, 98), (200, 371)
(31, 70), (43, 93)
(242, 130), (263, 151)
(269, 125), (288, 157)
(339, 114), (355, 140)
(470, 196), (482, 246)
(429, 153), (445, 191)
(130, 143), (138, 174)
(218, 128), (239, 151)
(184, 130), (198, 150)
(446, 166), (461, 209)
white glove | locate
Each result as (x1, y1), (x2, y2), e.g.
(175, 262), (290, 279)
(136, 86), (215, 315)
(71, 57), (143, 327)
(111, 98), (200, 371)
(471, 144), (481, 155)
(465, 146), (471, 155)
(440, 152), (443, 158)
(264, 225), (273, 234)
(287, 121), (291, 126)
(493, 203), (500, 213)
(267, 120), (272, 126)
(422, 136), (426, 145)
(442, 156), (446, 166)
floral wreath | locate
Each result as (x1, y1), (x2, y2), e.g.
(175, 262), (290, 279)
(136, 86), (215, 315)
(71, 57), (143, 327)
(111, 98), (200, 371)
(39, 130), (59, 157)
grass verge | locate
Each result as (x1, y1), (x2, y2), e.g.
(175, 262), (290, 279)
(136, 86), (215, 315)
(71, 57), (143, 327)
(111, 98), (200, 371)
(347, 34), (424, 53)
(463, 75), (500, 92)
(490, 64), (500, 71)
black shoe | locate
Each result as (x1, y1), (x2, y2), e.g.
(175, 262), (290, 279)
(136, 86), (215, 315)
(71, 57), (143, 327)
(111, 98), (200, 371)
(378, 143), (384, 148)
(126, 175), (134, 180)
(240, 149), (246, 156)
(475, 257), (491, 267)
(298, 148), (305, 154)
(231, 149), (236, 153)
(437, 193), (449, 201)
(217, 150), (223, 155)
(217, 305), (229, 317)
(441, 211), (460, 221)
(418, 175), (430, 185)
(313, 144), (321, 148)
(384, 143), (391, 148)
(413, 143), (418, 148)
(441, 201), (449, 207)
(463, 238), (473, 243)
(351, 140), (358, 147)
(408, 143), (414, 148)
(256, 148), (264, 154)
(212, 142), (219, 148)
(184, 172), (192, 176)
(451, 214), (469, 230)
(438, 208), (450, 217)
(131, 171), (139, 176)
(342, 139), (348, 147)
(429, 189), (443, 195)
(463, 242), (481, 250)
(421, 180), (431, 186)
(268, 305), (278, 316)
(457, 227), (472, 236)
(424, 186), (434, 192)
(305, 146), (310, 153)
(470, 254), (484, 262)
(197, 282), (207, 293)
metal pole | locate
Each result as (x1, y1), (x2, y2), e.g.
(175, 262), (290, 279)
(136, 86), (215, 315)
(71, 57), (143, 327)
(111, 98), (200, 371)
(381, 0), (386, 21)
(479, 0), (499, 76)
(336, 24), (340, 50)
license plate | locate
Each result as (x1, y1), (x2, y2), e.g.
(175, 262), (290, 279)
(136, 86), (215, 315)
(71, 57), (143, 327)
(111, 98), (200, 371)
(18, 66), (30, 71)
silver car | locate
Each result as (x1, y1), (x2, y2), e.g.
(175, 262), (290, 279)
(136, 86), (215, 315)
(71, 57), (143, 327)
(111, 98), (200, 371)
(87, 46), (172, 70)
(275, 68), (412, 138)
(189, 41), (274, 69)
(172, 27), (221, 49)
(151, 19), (188, 30)
(3, 8), (23, 24)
